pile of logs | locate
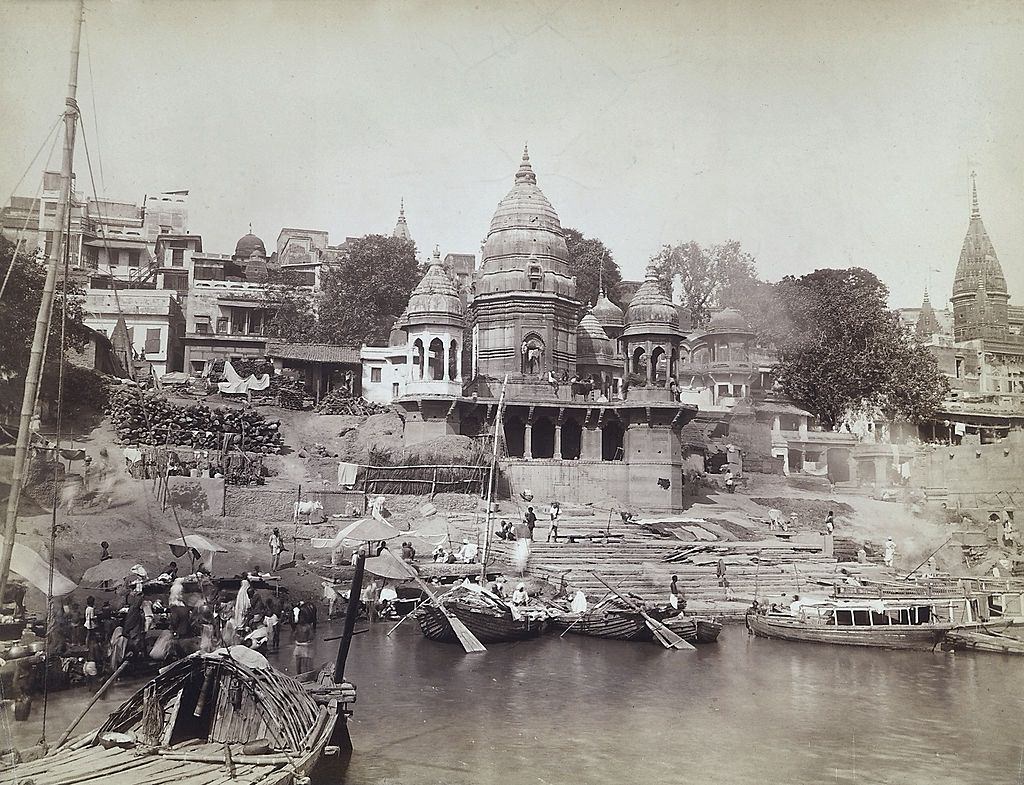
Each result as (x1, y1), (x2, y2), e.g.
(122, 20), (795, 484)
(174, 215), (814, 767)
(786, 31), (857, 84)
(108, 388), (285, 453)
(276, 378), (306, 410)
(315, 388), (390, 416)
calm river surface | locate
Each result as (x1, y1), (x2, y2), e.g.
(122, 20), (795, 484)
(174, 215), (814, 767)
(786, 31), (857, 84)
(5, 621), (1022, 784)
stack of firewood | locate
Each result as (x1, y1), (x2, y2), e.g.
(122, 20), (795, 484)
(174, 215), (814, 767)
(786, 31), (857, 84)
(108, 388), (285, 453)
(315, 388), (390, 416)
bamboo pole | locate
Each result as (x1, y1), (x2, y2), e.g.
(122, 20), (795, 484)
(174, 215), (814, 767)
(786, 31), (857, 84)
(56, 660), (130, 747)
(480, 374), (508, 583)
(0, 0), (85, 606)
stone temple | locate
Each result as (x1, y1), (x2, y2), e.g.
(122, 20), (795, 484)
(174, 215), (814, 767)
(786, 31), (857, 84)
(382, 147), (748, 510)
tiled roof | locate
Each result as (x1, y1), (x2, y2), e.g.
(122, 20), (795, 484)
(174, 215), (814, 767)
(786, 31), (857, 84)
(265, 341), (360, 364)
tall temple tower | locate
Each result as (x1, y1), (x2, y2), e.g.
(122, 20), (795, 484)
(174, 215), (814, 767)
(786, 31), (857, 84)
(951, 174), (1010, 341)
(470, 147), (580, 381)
(392, 198), (412, 242)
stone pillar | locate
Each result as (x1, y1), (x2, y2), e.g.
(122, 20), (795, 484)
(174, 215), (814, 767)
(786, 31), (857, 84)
(798, 416), (808, 440)
(553, 424), (562, 460)
(772, 415), (781, 434)
(646, 343), (654, 386)
(581, 426), (601, 460)
(524, 423), (533, 459)
(455, 339), (462, 381)
(798, 448), (806, 473)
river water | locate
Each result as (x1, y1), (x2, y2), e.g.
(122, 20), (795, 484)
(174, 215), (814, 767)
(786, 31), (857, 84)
(5, 621), (1022, 784)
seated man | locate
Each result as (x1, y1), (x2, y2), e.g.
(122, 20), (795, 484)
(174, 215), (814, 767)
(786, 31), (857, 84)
(456, 538), (479, 563)
(378, 583), (398, 617)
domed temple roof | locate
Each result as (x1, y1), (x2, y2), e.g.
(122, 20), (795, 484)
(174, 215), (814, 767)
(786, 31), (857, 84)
(953, 176), (1007, 298)
(623, 265), (681, 337)
(475, 146), (577, 299)
(707, 307), (751, 332)
(576, 311), (616, 366)
(405, 248), (464, 328)
(234, 232), (267, 259)
(591, 290), (624, 330)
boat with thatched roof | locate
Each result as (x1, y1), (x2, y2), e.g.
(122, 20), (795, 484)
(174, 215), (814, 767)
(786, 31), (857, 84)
(5, 646), (356, 785)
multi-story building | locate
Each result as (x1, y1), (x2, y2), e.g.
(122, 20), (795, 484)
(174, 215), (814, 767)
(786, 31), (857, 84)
(81, 289), (185, 376)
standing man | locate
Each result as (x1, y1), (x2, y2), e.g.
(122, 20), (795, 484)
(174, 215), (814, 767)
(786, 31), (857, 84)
(547, 502), (561, 542)
(269, 527), (284, 572)
(524, 507), (537, 541)
(883, 537), (897, 568)
(669, 575), (684, 610)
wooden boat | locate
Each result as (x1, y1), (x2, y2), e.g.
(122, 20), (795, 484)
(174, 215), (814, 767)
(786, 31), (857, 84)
(944, 623), (1024, 655)
(658, 615), (723, 644)
(550, 603), (681, 642)
(418, 588), (547, 644)
(7, 645), (356, 785)
(746, 596), (966, 650)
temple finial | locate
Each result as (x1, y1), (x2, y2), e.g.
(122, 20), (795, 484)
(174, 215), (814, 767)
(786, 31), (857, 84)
(970, 171), (980, 218)
(249, 221), (253, 234)
(515, 143), (536, 185)
(400, 197), (405, 217)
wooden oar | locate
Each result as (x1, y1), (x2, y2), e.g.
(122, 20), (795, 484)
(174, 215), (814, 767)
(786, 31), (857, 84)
(559, 574), (635, 638)
(56, 660), (130, 747)
(414, 576), (486, 654)
(386, 584), (458, 636)
(590, 572), (694, 650)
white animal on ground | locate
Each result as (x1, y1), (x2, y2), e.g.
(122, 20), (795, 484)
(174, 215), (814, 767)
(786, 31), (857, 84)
(293, 500), (324, 523)
(768, 509), (784, 531)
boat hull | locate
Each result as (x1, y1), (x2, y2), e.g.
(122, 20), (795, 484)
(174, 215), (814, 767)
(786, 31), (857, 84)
(551, 611), (653, 641)
(418, 603), (547, 643)
(747, 612), (951, 650)
(945, 629), (1024, 655)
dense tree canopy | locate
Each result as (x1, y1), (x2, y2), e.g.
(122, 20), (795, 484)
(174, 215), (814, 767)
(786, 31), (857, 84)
(649, 240), (758, 329)
(563, 227), (621, 308)
(266, 234), (422, 346)
(0, 234), (93, 420)
(773, 268), (949, 427)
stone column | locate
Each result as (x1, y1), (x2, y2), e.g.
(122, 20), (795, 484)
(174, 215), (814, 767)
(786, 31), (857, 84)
(553, 424), (562, 460)
(581, 426), (601, 461)
(524, 423), (533, 459)
(646, 342), (654, 386)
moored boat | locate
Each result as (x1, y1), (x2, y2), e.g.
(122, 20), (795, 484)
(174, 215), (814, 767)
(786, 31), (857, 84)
(550, 602), (682, 642)
(417, 587), (547, 644)
(746, 596), (973, 650)
(944, 623), (1024, 655)
(6, 645), (356, 785)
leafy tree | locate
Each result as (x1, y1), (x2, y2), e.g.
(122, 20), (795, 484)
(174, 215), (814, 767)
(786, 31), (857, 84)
(773, 268), (949, 428)
(0, 235), (91, 418)
(317, 235), (421, 346)
(562, 227), (621, 308)
(649, 240), (758, 329)
(262, 270), (317, 341)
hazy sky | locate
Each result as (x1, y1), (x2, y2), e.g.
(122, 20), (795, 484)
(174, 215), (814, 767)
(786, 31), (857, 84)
(2, 0), (1022, 308)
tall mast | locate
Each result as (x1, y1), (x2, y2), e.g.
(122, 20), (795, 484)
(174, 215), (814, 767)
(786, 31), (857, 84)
(480, 375), (508, 582)
(0, 0), (85, 605)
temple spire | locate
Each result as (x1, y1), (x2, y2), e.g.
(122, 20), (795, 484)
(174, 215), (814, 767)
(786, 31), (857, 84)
(393, 198), (411, 241)
(970, 171), (980, 219)
(515, 143), (536, 185)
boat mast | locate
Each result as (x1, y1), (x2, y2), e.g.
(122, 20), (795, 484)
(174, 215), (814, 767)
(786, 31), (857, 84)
(480, 374), (508, 582)
(0, 0), (85, 605)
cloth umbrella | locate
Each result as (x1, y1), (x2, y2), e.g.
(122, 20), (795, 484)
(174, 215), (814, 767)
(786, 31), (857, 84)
(2, 538), (77, 596)
(311, 517), (401, 550)
(167, 534), (228, 571)
(81, 558), (142, 587)
(364, 549), (419, 581)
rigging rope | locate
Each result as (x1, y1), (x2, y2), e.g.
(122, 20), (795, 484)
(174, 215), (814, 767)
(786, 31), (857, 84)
(0, 118), (63, 302)
(82, 18), (106, 193)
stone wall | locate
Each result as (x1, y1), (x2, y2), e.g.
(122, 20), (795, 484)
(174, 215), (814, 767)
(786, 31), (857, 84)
(223, 486), (366, 521)
(911, 431), (1024, 513)
(504, 459), (678, 511)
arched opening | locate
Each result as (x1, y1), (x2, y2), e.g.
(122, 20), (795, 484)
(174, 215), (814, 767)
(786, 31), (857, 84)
(531, 417), (556, 459)
(521, 333), (545, 376)
(631, 346), (647, 377)
(448, 338), (459, 381)
(651, 346), (666, 386)
(601, 420), (624, 461)
(428, 337), (445, 380)
(412, 338), (425, 380)
(504, 416), (526, 458)
(561, 419), (582, 460)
